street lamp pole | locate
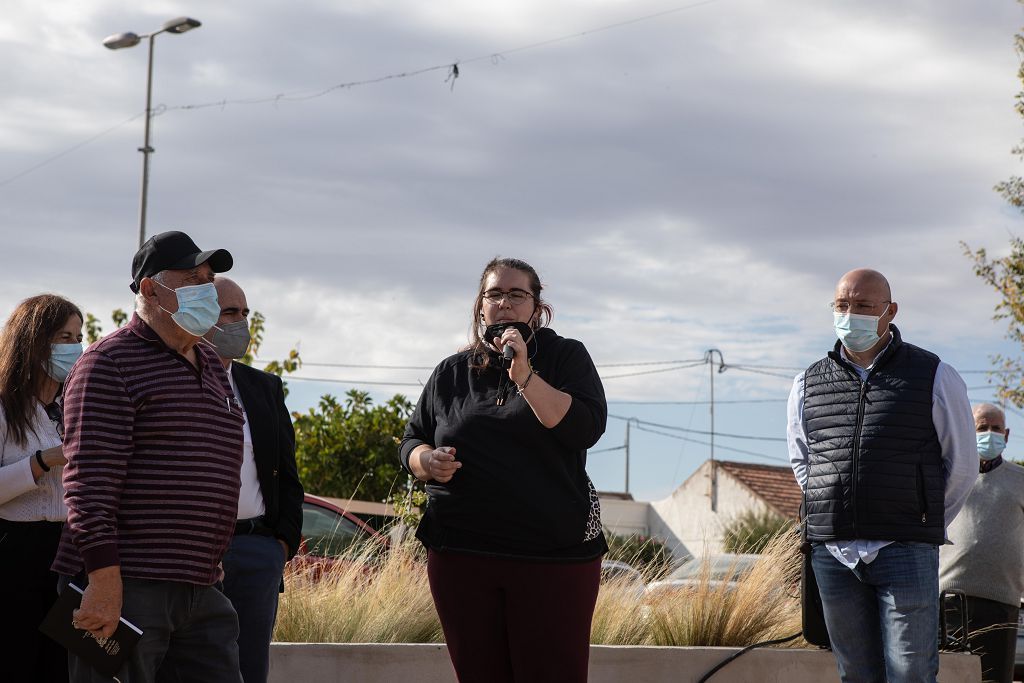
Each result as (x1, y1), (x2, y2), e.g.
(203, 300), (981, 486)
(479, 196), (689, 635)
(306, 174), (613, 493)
(103, 17), (201, 249)
(138, 34), (156, 251)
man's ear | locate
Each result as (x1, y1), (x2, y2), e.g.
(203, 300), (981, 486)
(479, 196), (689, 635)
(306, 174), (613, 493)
(138, 277), (159, 299)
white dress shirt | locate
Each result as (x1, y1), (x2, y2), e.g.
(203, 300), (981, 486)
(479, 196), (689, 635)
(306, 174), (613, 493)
(229, 366), (266, 520)
(787, 335), (978, 568)
(0, 402), (65, 522)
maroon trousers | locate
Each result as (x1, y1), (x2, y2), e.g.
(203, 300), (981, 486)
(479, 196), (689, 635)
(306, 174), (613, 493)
(427, 549), (601, 683)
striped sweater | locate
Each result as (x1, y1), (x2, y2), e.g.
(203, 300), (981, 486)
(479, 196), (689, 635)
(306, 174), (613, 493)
(52, 314), (244, 585)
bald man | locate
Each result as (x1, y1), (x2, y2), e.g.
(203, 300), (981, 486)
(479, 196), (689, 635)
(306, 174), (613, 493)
(939, 403), (1024, 683)
(787, 268), (977, 683)
(203, 277), (303, 683)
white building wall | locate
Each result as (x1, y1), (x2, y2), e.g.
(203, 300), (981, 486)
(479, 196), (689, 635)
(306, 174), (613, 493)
(600, 498), (649, 537)
(649, 460), (772, 559)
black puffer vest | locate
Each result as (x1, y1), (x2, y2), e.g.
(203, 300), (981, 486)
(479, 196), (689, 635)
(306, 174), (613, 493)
(802, 325), (944, 543)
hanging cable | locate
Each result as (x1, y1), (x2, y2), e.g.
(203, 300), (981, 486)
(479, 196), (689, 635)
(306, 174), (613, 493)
(696, 632), (802, 682)
(609, 415), (787, 442)
(631, 424), (787, 462)
(0, 1), (722, 189)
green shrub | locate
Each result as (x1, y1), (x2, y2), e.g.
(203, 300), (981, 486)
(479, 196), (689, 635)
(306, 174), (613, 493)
(722, 508), (794, 554)
(604, 529), (673, 580)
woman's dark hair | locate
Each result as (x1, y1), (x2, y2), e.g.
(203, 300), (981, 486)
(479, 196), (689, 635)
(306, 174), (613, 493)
(468, 257), (553, 371)
(0, 294), (82, 446)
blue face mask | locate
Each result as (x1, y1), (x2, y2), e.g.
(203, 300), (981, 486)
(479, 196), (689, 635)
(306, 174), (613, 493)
(833, 309), (886, 353)
(977, 431), (1006, 461)
(157, 281), (220, 337)
(46, 343), (83, 382)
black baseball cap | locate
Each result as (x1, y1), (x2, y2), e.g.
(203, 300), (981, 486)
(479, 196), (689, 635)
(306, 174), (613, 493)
(130, 230), (233, 293)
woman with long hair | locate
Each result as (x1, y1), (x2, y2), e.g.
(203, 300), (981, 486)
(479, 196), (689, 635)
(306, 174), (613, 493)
(0, 294), (83, 683)
(400, 257), (607, 683)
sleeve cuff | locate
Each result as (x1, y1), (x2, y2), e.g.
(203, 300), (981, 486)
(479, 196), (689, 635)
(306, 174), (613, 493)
(0, 457), (41, 505)
(81, 543), (120, 573)
(400, 440), (427, 474)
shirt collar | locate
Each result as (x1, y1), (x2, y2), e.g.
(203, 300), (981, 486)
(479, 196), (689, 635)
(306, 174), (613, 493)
(980, 455), (1004, 473)
(127, 313), (209, 372)
(839, 331), (895, 371)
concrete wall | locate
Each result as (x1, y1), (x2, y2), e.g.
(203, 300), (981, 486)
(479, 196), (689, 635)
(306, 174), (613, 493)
(599, 498), (650, 537)
(268, 643), (979, 683)
(649, 460), (772, 558)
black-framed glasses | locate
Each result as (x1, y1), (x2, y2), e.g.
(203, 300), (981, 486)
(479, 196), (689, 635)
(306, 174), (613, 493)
(829, 300), (891, 315)
(482, 289), (534, 306)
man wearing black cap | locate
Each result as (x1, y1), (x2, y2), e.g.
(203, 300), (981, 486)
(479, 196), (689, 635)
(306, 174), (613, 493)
(53, 231), (247, 682)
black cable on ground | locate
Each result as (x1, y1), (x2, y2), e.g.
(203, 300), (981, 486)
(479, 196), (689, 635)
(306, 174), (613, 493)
(696, 632), (802, 683)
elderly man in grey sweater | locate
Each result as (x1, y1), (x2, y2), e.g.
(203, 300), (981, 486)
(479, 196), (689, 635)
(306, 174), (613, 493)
(939, 402), (1024, 683)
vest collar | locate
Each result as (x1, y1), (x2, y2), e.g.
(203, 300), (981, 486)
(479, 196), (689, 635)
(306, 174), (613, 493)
(827, 324), (903, 377)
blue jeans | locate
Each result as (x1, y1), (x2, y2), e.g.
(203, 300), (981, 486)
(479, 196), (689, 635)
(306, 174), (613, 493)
(221, 534), (287, 683)
(811, 542), (939, 683)
(60, 575), (242, 683)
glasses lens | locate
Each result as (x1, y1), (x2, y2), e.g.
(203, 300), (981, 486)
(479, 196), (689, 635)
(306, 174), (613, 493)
(484, 291), (531, 304)
(831, 302), (850, 314)
(831, 301), (889, 315)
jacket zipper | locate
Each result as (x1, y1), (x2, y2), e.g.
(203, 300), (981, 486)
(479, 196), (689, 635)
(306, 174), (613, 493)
(916, 463), (928, 525)
(851, 380), (868, 536)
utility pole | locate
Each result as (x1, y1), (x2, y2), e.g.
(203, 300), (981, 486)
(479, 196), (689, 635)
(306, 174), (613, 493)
(704, 349), (726, 511)
(623, 417), (638, 495)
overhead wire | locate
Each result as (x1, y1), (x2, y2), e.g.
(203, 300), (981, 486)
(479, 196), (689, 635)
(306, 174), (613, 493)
(160, 0), (720, 112)
(255, 358), (706, 370)
(608, 398), (786, 405)
(631, 424), (787, 463)
(608, 414), (787, 442)
(600, 360), (708, 379)
(0, 0), (720, 188)
(590, 444), (627, 454)
(0, 112), (145, 189)
(671, 358), (707, 485)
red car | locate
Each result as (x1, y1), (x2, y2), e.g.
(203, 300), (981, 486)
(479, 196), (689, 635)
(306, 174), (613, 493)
(289, 494), (387, 579)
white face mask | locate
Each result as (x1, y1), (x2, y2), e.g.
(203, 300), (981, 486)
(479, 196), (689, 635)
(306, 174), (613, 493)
(156, 281), (221, 337)
(833, 305), (889, 353)
(977, 431), (1006, 461)
(46, 343), (83, 382)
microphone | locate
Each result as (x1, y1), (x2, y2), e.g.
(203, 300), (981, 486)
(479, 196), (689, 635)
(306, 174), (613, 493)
(484, 321), (534, 406)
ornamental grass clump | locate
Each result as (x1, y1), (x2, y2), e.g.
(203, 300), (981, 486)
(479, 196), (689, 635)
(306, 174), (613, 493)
(273, 539), (442, 644)
(274, 527), (802, 647)
(645, 530), (803, 647)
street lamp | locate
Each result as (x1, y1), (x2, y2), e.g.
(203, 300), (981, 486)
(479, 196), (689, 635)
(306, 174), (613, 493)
(103, 17), (201, 249)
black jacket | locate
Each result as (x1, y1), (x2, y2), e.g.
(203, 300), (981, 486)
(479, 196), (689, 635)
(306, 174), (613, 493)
(231, 362), (304, 559)
(802, 325), (945, 544)
(400, 327), (608, 561)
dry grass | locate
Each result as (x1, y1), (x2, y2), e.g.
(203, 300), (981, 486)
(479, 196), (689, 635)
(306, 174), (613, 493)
(645, 532), (803, 647)
(274, 530), (803, 647)
(274, 540), (443, 643)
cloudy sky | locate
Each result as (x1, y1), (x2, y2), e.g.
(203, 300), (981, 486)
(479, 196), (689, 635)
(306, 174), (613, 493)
(3, 0), (1024, 502)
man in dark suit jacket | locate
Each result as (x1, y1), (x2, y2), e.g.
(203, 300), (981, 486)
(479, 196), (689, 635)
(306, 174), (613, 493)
(205, 276), (304, 683)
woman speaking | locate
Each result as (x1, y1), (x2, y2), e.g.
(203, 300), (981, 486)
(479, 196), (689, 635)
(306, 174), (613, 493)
(400, 257), (607, 683)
